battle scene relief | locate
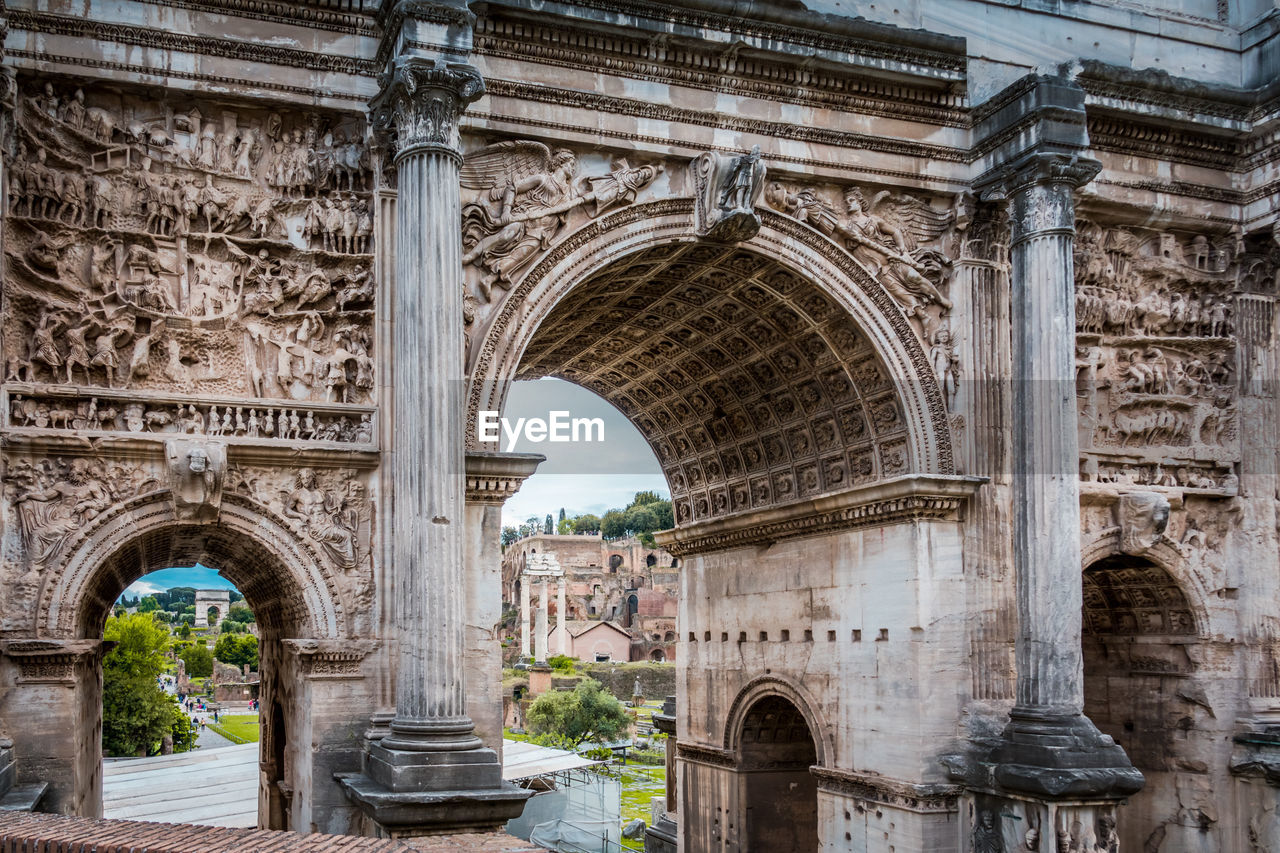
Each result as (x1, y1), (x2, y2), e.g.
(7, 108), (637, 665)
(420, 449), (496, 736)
(2, 77), (377, 446)
(1074, 221), (1245, 495)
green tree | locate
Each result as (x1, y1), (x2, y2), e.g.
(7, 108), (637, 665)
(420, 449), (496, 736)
(571, 514), (602, 535)
(600, 509), (627, 540)
(628, 490), (664, 508)
(556, 517), (574, 535)
(102, 613), (194, 756)
(137, 596), (159, 612)
(179, 642), (213, 678)
(526, 679), (631, 747)
(558, 508), (566, 523)
(178, 621), (192, 639)
(214, 633), (259, 670)
(501, 526), (521, 547)
(544, 513), (554, 534)
(220, 619), (245, 634)
(624, 504), (660, 535)
(228, 604), (255, 624)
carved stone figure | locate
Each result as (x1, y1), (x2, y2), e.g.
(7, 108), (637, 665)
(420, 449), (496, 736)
(282, 467), (360, 571)
(166, 439), (226, 522)
(1117, 491), (1171, 555)
(692, 147), (767, 242)
(461, 141), (659, 301)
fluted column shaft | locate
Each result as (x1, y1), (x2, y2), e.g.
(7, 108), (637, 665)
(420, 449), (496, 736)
(1003, 163), (1096, 715)
(556, 580), (567, 656)
(372, 57), (485, 752)
(536, 582), (550, 664)
(520, 575), (531, 659)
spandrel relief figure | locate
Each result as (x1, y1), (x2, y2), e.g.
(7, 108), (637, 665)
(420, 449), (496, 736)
(462, 141), (660, 302)
(768, 182), (954, 321)
(282, 467), (360, 572)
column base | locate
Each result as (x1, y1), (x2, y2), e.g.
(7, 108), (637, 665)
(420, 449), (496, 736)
(644, 815), (677, 853)
(336, 772), (532, 837)
(991, 708), (1145, 799)
(364, 710), (395, 743)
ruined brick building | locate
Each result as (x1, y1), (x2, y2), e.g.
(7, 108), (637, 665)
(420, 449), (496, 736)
(501, 533), (679, 661)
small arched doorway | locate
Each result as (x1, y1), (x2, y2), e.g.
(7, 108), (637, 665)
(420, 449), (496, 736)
(737, 695), (819, 851)
(1082, 554), (1202, 850)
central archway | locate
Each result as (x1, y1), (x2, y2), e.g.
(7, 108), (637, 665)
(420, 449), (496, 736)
(468, 202), (954, 523)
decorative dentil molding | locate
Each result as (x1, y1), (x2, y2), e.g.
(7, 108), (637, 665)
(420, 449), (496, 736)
(464, 451), (544, 505)
(370, 56), (484, 160)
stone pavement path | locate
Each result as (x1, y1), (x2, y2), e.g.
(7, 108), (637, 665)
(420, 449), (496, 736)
(102, 742), (258, 828)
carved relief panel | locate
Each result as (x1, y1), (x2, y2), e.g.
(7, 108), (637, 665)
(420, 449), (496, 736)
(765, 179), (962, 340)
(2, 77), (377, 442)
(1074, 222), (1242, 495)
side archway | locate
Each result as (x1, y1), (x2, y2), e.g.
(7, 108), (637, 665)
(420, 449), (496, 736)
(468, 200), (953, 523)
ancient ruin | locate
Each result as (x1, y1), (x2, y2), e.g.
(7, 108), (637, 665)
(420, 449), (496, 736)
(0, 0), (1277, 850)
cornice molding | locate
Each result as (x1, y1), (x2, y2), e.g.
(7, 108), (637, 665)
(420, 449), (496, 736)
(8, 10), (377, 77)
(811, 767), (962, 814)
(472, 11), (967, 128)
(654, 474), (983, 557)
(464, 451), (545, 504)
(676, 741), (736, 769)
(536, 0), (966, 74)
(482, 78), (967, 164)
(128, 0), (377, 36)
(0, 639), (109, 684)
(4, 49), (369, 104)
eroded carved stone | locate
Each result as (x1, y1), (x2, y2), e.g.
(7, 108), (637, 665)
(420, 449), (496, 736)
(166, 439), (226, 522)
(692, 146), (766, 242)
(2, 77), (376, 407)
(1116, 491), (1170, 555)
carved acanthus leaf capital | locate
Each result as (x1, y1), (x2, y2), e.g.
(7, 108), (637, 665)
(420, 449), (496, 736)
(369, 57), (484, 160)
(978, 151), (1102, 202)
(977, 152), (1101, 244)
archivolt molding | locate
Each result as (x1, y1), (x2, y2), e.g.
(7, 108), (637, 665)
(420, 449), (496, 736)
(37, 491), (346, 640)
(722, 674), (832, 768)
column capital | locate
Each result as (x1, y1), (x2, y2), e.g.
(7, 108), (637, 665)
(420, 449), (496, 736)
(977, 150), (1101, 202)
(976, 152), (1100, 245)
(369, 56), (484, 162)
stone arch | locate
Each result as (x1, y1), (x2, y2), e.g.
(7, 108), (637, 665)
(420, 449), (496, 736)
(723, 674), (832, 768)
(1080, 530), (1211, 638)
(39, 491), (346, 640)
(468, 200), (953, 522)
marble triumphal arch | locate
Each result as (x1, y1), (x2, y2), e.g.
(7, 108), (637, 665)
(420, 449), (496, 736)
(1, 1), (1278, 851)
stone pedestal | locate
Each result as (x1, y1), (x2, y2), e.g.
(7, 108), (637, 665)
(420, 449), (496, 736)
(338, 21), (531, 835)
(527, 665), (552, 697)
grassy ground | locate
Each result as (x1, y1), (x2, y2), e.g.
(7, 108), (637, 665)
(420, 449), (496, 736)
(207, 713), (259, 744)
(618, 764), (665, 850)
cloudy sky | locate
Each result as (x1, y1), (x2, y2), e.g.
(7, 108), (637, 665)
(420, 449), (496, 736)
(496, 378), (667, 528)
(120, 379), (664, 601)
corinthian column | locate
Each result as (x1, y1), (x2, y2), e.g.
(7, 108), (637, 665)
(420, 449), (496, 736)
(981, 152), (1144, 799)
(338, 53), (532, 835)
